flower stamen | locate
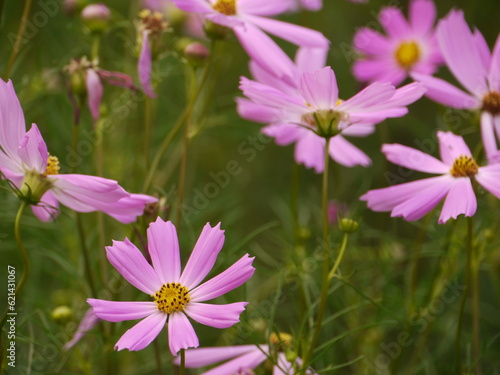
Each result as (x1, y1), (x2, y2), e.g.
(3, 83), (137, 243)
(395, 41), (420, 69)
(43, 155), (60, 176)
(139, 9), (168, 35)
(450, 155), (478, 178)
(213, 0), (237, 15)
(152, 282), (190, 314)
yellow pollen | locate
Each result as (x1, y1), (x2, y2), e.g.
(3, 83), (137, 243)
(152, 282), (190, 314)
(335, 99), (343, 106)
(395, 41), (420, 69)
(450, 155), (479, 178)
(269, 332), (293, 351)
(139, 9), (167, 34)
(43, 155), (60, 176)
(213, 0), (237, 15)
(482, 90), (500, 115)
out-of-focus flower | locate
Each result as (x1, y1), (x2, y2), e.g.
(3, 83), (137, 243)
(411, 10), (500, 162)
(327, 200), (348, 225)
(0, 79), (155, 223)
(88, 218), (255, 355)
(286, 0), (322, 12)
(81, 3), (111, 33)
(65, 57), (137, 123)
(238, 65), (425, 173)
(183, 41), (210, 66)
(170, 0), (329, 81)
(173, 335), (316, 374)
(64, 309), (100, 350)
(136, 10), (169, 98)
(353, 0), (442, 86)
(360, 131), (500, 224)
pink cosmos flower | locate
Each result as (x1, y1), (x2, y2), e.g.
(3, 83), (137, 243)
(174, 343), (316, 374)
(353, 0), (442, 86)
(0, 79), (155, 223)
(238, 65), (425, 173)
(411, 10), (500, 162)
(88, 218), (255, 355)
(170, 0), (329, 80)
(360, 131), (500, 224)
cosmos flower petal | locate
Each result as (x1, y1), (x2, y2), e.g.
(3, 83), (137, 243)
(168, 312), (199, 356)
(173, 345), (259, 367)
(31, 190), (60, 222)
(237, 97), (280, 124)
(481, 112), (498, 162)
(300, 67), (339, 109)
(379, 6), (411, 38)
(294, 131), (325, 173)
(411, 72), (480, 109)
(98, 193), (158, 224)
(139, 31), (157, 98)
(409, 0), (436, 35)
(381, 144), (448, 174)
(238, 0), (290, 16)
(476, 164), (500, 199)
(262, 123), (305, 146)
(179, 223), (225, 289)
(295, 47), (328, 73)
(341, 124), (376, 137)
(18, 124), (48, 174)
(437, 10), (489, 97)
(201, 348), (268, 375)
(106, 239), (162, 294)
(233, 23), (297, 82)
(340, 82), (396, 111)
(437, 131), (473, 165)
(190, 254), (255, 302)
(439, 178), (477, 224)
(299, 0), (322, 11)
(206, 12), (245, 28)
(378, 82), (426, 108)
(474, 29), (492, 72)
(147, 218), (181, 283)
(390, 176), (454, 221)
(489, 34), (500, 91)
(244, 15), (329, 48)
(352, 60), (402, 86)
(360, 176), (451, 212)
(274, 352), (296, 375)
(87, 299), (158, 322)
(329, 135), (371, 167)
(353, 27), (391, 55)
(86, 69), (103, 122)
(170, 0), (212, 13)
(0, 80), (26, 160)
(249, 60), (297, 94)
(115, 311), (167, 351)
(185, 302), (248, 328)
(64, 309), (100, 350)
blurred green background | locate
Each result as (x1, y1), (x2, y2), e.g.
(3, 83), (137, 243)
(1, 0), (500, 374)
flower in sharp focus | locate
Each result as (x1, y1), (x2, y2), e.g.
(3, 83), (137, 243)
(169, 0), (329, 81)
(360, 131), (500, 224)
(173, 333), (316, 375)
(0, 79), (156, 223)
(88, 218), (255, 355)
(238, 65), (425, 173)
(353, 0), (443, 86)
(411, 9), (500, 162)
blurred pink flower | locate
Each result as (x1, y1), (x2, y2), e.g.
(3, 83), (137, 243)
(64, 309), (100, 350)
(360, 131), (500, 224)
(173, 344), (316, 375)
(0, 80), (155, 223)
(138, 30), (157, 98)
(287, 0), (322, 12)
(170, 0), (329, 80)
(238, 65), (425, 173)
(327, 200), (348, 225)
(88, 218), (255, 355)
(353, 0), (442, 86)
(411, 10), (500, 162)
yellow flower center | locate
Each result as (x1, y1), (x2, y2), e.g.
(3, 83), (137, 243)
(482, 90), (500, 115)
(213, 0), (237, 15)
(43, 155), (60, 176)
(152, 282), (190, 314)
(139, 9), (168, 34)
(395, 41), (420, 69)
(269, 332), (293, 351)
(450, 155), (479, 178)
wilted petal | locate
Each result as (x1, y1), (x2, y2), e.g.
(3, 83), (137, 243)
(87, 299), (157, 322)
(139, 31), (157, 98)
(147, 218), (181, 283)
(106, 239), (162, 294)
(86, 69), (103, 123)
(168, 312), (199, 356)
(115, 311), (166, 351)
(185, 302), (248, 328)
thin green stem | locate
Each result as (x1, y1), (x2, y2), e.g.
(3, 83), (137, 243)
(153, 339), (163, 375)
(3, 0), (33, 79)
(455, 218), (473, 373)
(0, 201), (29, 330)
(179, 349), (186, 375)
(328, 233), (348, 280)
(91, 34), (101, 63)
(303, 137), (332, 367)
(470, 217), (481, 374)
(76, 214), (98, 297)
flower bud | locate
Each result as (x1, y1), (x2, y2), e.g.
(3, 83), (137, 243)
(338, 218), (359, 233)
(51, 306), (73, 324)
(81, 4), (111, 33)
(183, 42), (209, 67)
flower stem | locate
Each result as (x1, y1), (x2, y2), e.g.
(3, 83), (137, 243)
(91, 33), (101, 63)
(303, 136), (332, 367)
(328, 233), (348, 280)
(144, 95), (153, 169)
(179, 349), (186, 375)
(0, 201), (29, 330)
(2, 0), (33, 79)
(469, 217), (481, 374)
(76, 214), (98, 297)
